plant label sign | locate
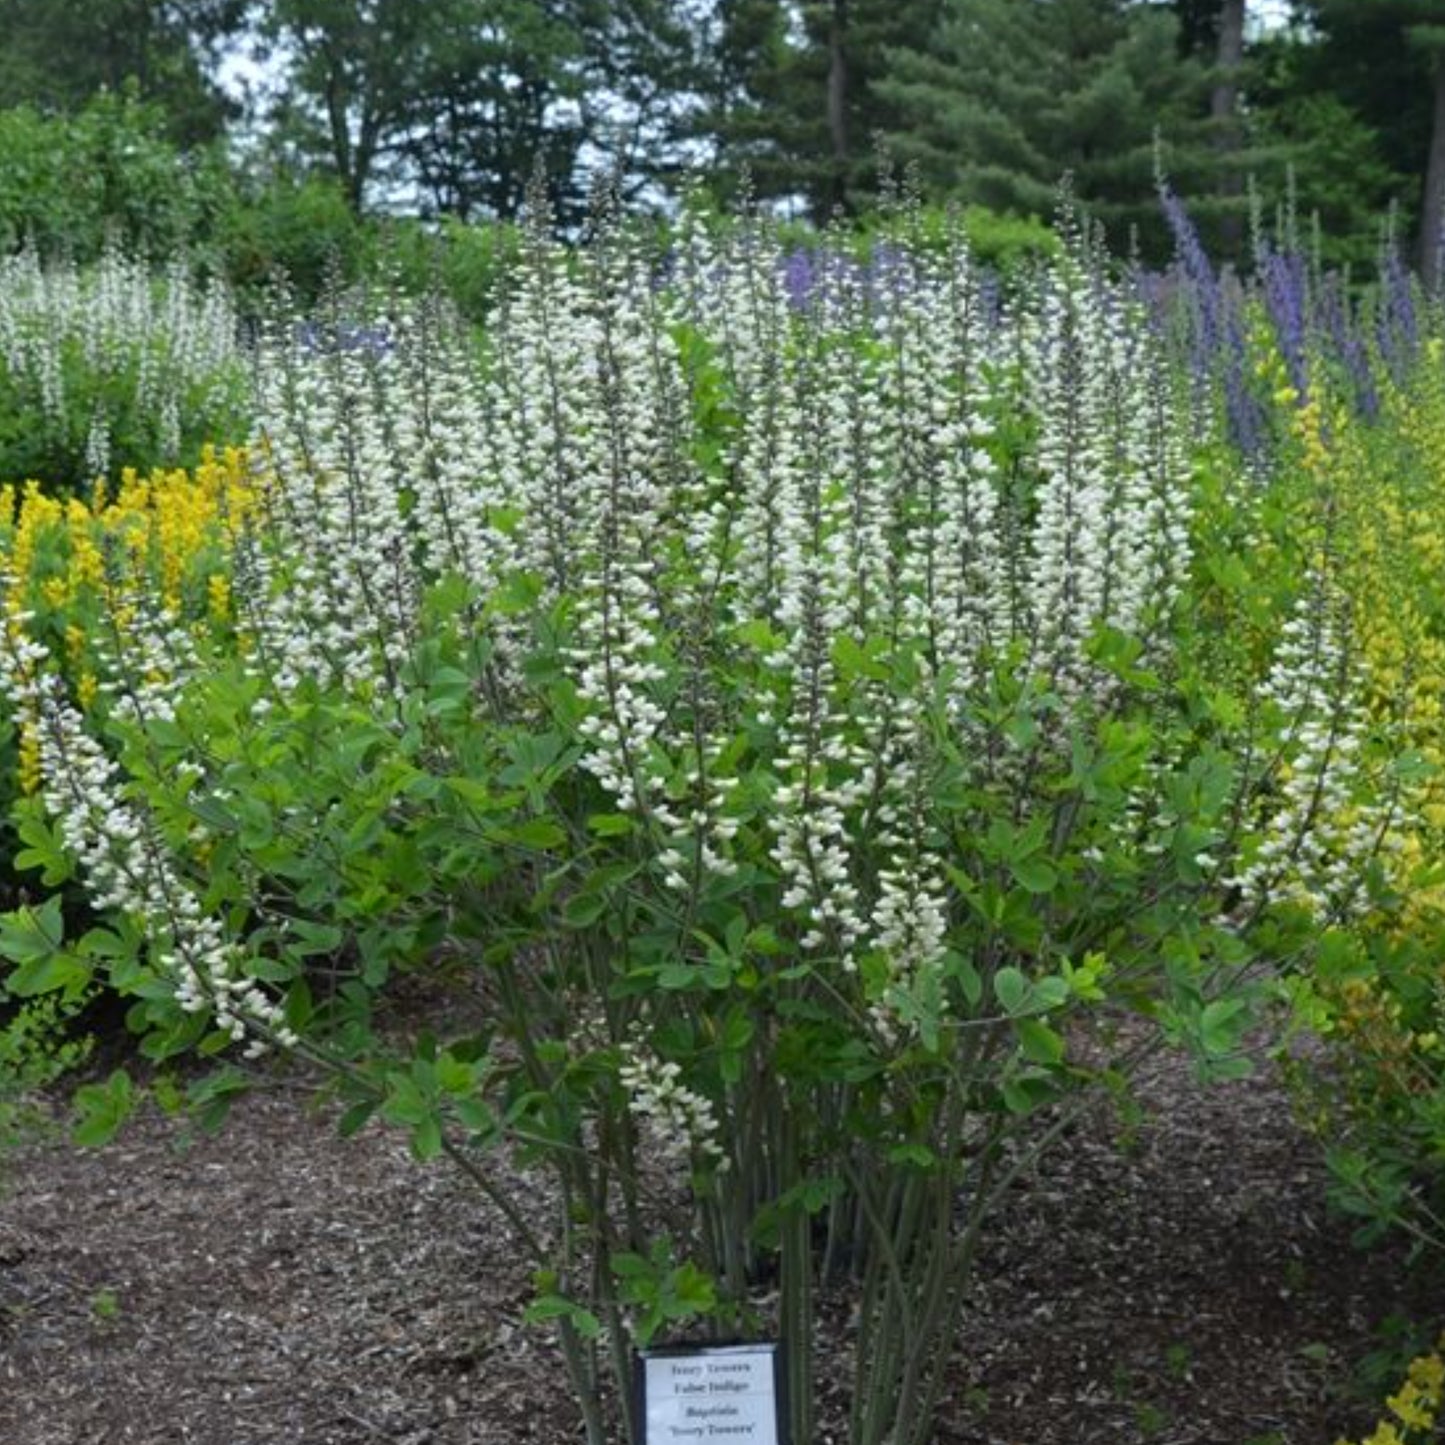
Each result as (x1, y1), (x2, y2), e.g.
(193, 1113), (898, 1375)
(639, 1342), (786, 1445)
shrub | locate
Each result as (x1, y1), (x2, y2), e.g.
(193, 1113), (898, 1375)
(0, 206), (1409, 1445)
(0, 89), (230, 263)
(1270, 344), (1445, 1259)
(218, 175), (368, 309)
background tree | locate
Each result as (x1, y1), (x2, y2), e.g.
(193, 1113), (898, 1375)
(1297, 0), (1445, 279)
(702, 0), (941, 218)
(693, 0), (809, 204)
(1169, 0), (1228, 54)
(263, 0), (442, 211)
(568, 0), (706, 205)
(1210, 0), (1248, 249)
(1245, 21), (1410, 269)
(389, 0), (590, 222)
(264, 0), (701, 221)
(879, 0), (1212, 258)
(0, 0), (245, 144)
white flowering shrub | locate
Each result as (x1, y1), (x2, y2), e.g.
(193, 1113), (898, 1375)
(0, 242), (248, 489)
(0, 202), (1403, 1445)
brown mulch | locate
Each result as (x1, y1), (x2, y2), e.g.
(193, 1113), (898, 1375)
(0, 1040), (1439, 1445)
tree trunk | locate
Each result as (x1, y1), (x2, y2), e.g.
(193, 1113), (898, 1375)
(1422, 55), (1445, 290)
(1211, 0), (1246, 255)
(826, 0), (849, 216)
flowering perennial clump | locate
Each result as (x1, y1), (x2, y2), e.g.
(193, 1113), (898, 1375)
(0, 602), (292, 1055)
(619, 1039), (726, 1171)
(1231, 575), (1395, 919)
(0, 203), (1418, 1445)
(0, 245), (246, 486)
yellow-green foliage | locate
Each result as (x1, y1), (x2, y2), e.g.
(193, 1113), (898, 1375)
(1237, 339), (1445, 1249)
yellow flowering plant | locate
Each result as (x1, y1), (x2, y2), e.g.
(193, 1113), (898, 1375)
(0, 449), (253, 835)
(1237, 334), (1445, 1258)
(1337, 1333), (1445, 1445)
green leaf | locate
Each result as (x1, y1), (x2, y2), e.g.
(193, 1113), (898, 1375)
(776, 1175), (845, 1215)
(234, 796), (274, 849)
(831, 634), (889, 682)
(5, 947), (91, 999)
(944, 951), (983, 1008)
(337, 1100), (378, 1138)
(1015, 1018), (1065, 1066)
(666, 1261), (717, 1316)
(1010, 856), (1058, 894)
(886, 1143), (937, 1169)
(410, 1115), (443, 1160)
(492, 571), (544, 616)
(525, 1294), (601, 1338)
(609, 1251), (650, 1279)
(736, 619), (783, 653)
(72, 1070), (134, 1147)
(587, 813), (634, 837)
(994, 967), (1031, 1016)
(999, 1072), (1054, 1115)
(563, 891), (609, 927)
(508, 818), (568, 851)
(436, 1052), (477, 1095)
(0, 896), (66, 965)
(381, 1073), (430, 1127)
(288, 920), (344, 958)
(13, 808), (73, 885)
(1200, 997), (1250, 1056)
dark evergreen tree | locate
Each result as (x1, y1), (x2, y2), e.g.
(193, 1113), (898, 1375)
(703, 0), (942, 219)
(692, 0), (811, 204)
(879, 0), (1211, 258)
(1245, 21), (1411, 269)
(1210, 0), (1247, 249)
(1169, 0), (1225, 56)
(1302, 0), (1445, 281)
(0, 0), (244, 144)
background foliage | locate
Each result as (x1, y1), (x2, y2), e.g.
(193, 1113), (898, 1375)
(0, 2), (1444, 271)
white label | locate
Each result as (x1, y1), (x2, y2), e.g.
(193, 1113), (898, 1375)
(643, 1347), (780, 1444)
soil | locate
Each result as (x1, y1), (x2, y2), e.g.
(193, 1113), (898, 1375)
(1, 1033), (1440, 1445)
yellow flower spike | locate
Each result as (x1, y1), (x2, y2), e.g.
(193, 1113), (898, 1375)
(16, 719), (40, 795)
(1409, 1348), (1445, 1395)
(207, 572), (231, 622)
(1362, 1420), (1405, 1445)
(1387, 1382), (1434, 1432)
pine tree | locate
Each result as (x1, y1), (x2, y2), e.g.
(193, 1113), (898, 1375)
(878, 0), (1210, 257)
(704, 0), (942, 218)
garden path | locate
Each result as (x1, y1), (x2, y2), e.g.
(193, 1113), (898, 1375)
(0, 1036), (1438, 1445)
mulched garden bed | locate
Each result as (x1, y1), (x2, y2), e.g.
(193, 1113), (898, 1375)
(1, 1039), (1439, 1445)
